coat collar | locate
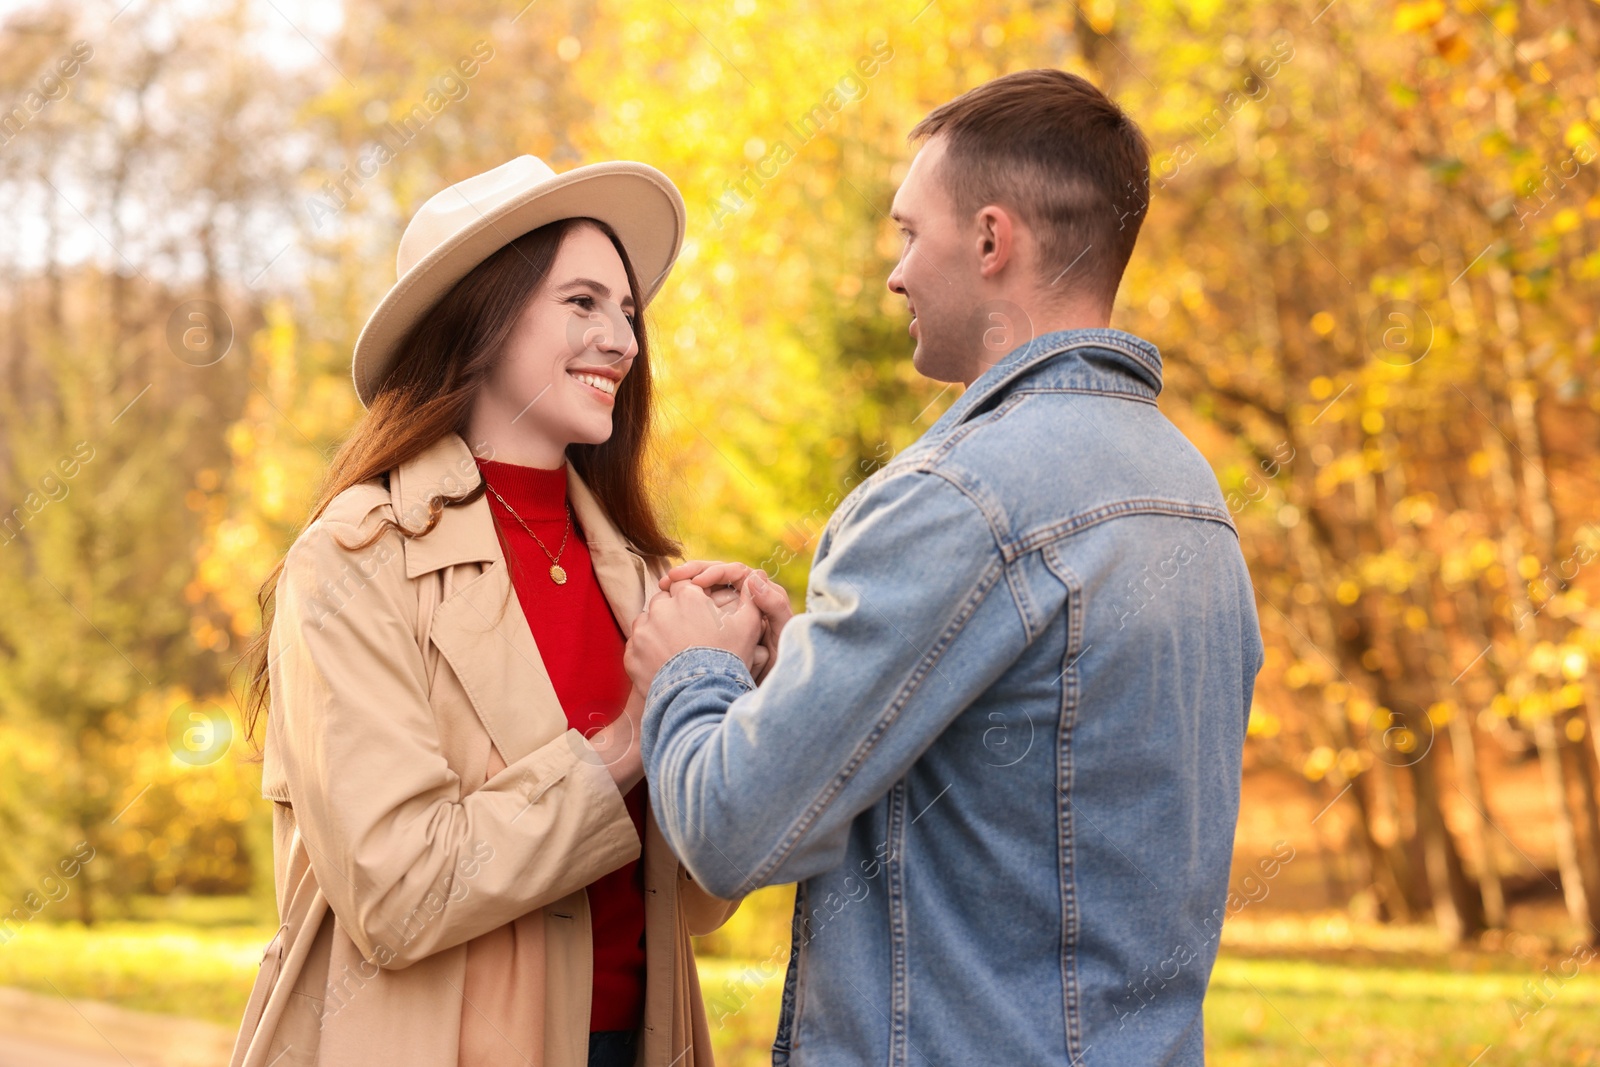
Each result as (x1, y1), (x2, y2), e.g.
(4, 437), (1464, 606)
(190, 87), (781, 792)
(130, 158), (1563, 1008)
(388, 432), (651, 639)
(386, 433), (656, 770)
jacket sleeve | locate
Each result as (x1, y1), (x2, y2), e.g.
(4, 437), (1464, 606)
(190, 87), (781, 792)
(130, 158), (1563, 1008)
(268, 515), (639, 970)
(639, 470), (1032, 899)
(637, 551), (744, 936)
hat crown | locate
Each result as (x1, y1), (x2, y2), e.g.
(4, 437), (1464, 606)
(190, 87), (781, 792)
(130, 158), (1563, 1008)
(396, 154), (559, 278)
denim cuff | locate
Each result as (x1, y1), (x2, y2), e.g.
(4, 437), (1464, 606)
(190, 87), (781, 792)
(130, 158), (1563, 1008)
(654, 646), (757, 693)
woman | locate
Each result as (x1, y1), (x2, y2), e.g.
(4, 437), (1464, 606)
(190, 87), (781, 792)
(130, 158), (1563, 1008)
(228, 155), (746, 1067)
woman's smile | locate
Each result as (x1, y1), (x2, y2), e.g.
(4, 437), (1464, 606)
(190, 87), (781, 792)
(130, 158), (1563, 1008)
(569, 367), (620, 401)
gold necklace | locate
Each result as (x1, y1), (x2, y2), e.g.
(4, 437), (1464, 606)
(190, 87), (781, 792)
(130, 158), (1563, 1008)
(481, 478), (573, 585)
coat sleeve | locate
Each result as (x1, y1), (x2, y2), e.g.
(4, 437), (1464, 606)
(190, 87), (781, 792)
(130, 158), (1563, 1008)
(677, 865), (741, 937)
(267, 514), (640, 970)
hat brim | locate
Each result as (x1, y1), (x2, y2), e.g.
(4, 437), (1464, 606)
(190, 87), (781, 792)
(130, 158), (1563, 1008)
(351, 161), (685, 408)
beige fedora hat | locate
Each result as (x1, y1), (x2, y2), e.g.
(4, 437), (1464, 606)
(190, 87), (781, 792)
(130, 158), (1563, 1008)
(351, 154), (686, 407)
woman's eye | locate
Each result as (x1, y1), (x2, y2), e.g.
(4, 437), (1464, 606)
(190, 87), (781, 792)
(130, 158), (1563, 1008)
(567, 294), (635, 330)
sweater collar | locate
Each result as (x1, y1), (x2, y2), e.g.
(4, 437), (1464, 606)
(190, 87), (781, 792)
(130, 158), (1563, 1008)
(475, 456), (569, 521)
(387, 433), (638, 583)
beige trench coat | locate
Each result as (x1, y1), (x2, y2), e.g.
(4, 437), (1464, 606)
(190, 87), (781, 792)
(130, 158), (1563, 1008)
(229, 432), (738, 1067)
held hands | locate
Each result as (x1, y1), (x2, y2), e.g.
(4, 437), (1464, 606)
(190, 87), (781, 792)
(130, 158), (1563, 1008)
(623, 561), (794, 694)
(663, 561), (793, 679)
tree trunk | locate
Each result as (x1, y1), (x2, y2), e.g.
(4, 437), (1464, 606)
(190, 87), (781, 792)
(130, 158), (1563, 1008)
(1447, 706), (1508, 928)
(1377, 686), (1485, 944)
(1487, 259), (1600, 939)
(1564, 718), (1600, 939)
(1533, 713), (1600, 935)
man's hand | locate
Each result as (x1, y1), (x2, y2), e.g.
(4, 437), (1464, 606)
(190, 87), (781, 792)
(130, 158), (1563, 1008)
(625, 579), (765, 693)
(659, 561), (793, 682)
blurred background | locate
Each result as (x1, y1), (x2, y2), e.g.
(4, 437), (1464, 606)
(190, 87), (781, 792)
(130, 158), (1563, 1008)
(1, 0), (1598, 1063)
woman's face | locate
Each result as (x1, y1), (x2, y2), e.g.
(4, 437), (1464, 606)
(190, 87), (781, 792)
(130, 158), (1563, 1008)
(472, 223), (639, 466)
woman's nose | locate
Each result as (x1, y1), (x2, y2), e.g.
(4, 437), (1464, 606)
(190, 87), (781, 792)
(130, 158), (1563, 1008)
(569, 299), (637, 359)
(600, 315), (638, 357)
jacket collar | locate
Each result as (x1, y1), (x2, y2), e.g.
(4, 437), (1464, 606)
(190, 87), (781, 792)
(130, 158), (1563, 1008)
(388, 432), (650, 636)
(930, 327), (1164, 436)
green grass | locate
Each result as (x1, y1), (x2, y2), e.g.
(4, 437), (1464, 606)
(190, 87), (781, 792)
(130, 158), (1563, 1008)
(3, 896), (1598, 1065)
(1207, 955), (1599, 1066)
(696, 940), (1600, 1067)
(0, 918), (274, 1023)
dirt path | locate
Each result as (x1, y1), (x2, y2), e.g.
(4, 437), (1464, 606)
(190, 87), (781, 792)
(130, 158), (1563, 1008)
(0, 987), (233, 1067)
(0, 1029), (140, 1067)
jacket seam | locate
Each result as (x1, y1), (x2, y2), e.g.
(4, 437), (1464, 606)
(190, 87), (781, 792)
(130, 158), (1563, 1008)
(1010, 386), (1159, 406)
(815, 462), (906, 550)
(887, 780), (910, 1067)
(925, 392), (1030, 466)
(1043, 545), (1085, 1063)
(1005, 558), (1042, 642)
(1010, 500), (1239, 561)
(654, 648), (756, 691)
(917, 469), (1011, 560)
(775, 880), (807, 1062)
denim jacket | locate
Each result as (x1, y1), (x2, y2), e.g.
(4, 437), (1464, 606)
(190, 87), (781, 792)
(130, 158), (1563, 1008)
(640, 328), (1265, 1066)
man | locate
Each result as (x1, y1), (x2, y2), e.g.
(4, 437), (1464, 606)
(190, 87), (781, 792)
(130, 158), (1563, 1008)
(625, 69), (1264, 1066)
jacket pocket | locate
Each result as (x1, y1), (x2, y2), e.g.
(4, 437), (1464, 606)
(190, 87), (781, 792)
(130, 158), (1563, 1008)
(230, 923), (287, 1066)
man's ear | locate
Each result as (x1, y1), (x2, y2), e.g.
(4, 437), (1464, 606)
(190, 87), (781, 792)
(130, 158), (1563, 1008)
(975, 205), (1015, 279)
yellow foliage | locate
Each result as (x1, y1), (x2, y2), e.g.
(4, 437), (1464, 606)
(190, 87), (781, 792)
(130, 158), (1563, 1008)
(1559, 645), (1588, 680)
(1303, 745), (1335, 781)
(1247, 706), (1280, 737)
(1392, 0), (1446, 33)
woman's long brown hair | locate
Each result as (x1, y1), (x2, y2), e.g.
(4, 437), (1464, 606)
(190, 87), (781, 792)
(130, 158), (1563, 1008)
(236, 217), (680, 745)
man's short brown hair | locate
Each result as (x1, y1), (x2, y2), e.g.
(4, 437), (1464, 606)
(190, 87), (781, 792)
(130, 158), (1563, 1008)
(909, 69), (1150, 310)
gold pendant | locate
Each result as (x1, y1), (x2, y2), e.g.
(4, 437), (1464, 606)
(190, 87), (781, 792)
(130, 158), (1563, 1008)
(549, 564), (567, 585)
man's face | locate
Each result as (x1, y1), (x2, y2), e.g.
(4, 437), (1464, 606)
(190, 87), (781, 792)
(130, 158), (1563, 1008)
(886, 136), (985, 385)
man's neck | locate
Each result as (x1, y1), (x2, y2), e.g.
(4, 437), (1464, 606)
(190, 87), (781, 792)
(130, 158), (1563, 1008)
(961, 300), (1112, 386)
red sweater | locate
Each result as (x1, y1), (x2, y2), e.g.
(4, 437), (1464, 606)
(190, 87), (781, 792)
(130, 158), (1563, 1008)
(475, 457), (647, 1033)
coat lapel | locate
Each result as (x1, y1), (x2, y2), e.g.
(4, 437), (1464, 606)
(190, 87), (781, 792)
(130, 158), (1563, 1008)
(390, 433), (655, 767)
(566, 464), (652, 640)
(426, 558), (567, 766)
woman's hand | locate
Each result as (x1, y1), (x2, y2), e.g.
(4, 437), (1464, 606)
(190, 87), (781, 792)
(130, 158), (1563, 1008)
(585, 685), (646, 794)
(659, 561), (793, 683)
